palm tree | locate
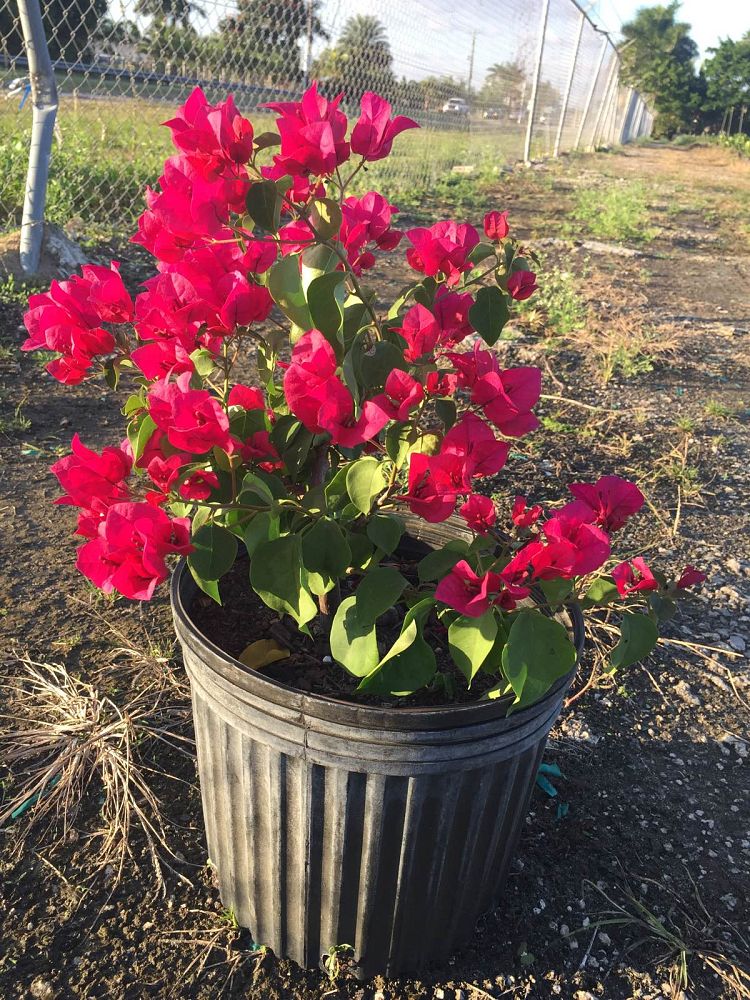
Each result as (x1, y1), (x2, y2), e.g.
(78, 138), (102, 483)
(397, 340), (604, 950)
(317, 15), (394, 100)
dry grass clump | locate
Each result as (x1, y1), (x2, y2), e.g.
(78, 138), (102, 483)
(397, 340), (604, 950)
(0, 648), (192, 888)
(586, 872), (750, 999)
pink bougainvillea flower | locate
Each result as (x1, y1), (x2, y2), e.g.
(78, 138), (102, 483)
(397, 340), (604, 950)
(80, 262), (134, 324)
(543, 509), (610, 576)
(507, 269), (538, 301)
(164, 87), (254, 177)
(238, 430), (283, 472)
(228, 384), (265, 410)
(179, 469), (220, 501)
(340, 192), (401, 273)
(241, 236), (278, 274)
(260, 161), (326, 205)
(424, 370), (459, 397)
(459, 494), (497, 535)
(612, 557), (659, 596)
(132, 155), (245, 262)
(566, 476), (645, 532)
(397, 452), (460, 523)
(440, 413), (509, 479)
(265, 82), (349, 177)
(22, 273), (118, 384)
(50, 434), (132, 537)
(676, 565), (706, 589)
(145, 453), (184, 496)
(511, 495), (543, 528)
(397, 303), (441, 362)
(283, 330), (389, 447)
(76, 501), (192, 601)
(435, 560), (525, 617)
(350, 92), (419, 162)
(432, 287), (474, 346)
(148, 371), (232, 454)
(471, 364), (542, 438)
(380, 369), (425, 421)
(405, 221), (480, 287)
(500, 539), (576, 584)
(483, 210), (510, 241)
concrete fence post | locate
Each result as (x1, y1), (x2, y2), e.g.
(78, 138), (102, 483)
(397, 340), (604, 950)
(523, 0), (550, 165)
(17, 0), (58, 276)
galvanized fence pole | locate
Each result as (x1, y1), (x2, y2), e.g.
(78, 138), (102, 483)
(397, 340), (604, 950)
(618, 86), (635, 143)
(17, 0), (58, 276)
(588, 48), (617, 150)
(553, 7), (585, 157)
(574, 33), (608, 150)
(523, 0), (550, 165)
(600, 67), (621, 146)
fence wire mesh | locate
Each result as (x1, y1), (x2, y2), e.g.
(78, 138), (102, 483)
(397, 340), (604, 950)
(0, 0), (652, 238)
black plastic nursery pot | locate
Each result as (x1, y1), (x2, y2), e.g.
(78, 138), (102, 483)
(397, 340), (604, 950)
(170, 520), (584, 979)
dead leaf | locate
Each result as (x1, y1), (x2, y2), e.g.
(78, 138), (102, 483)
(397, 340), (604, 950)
(238, 639), (290, 670)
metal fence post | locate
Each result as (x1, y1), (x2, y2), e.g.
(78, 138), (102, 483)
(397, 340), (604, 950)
(574, 33), (607, 150)
(588, 49), (617, 150)
(553, 7), (585, 157)
(598, 66), (620, 147)
(17, 0), (58, 276)
(618, 86), (635, 143)
(523, 0), (550, 165)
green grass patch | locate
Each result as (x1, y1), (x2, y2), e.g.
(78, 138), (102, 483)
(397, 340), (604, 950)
(570, 181), (658, 243)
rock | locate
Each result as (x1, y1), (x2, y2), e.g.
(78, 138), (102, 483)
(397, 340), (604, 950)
(598, 931), (612, 946)
(728, 634), (746, 653)
(30, 980), (55, 1000)
(674, 680), (700, 706)
(0, 223), (87, 282)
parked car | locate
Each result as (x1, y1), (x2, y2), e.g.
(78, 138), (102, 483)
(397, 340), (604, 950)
(441, 97), (470, 118)
(483, 107), (500, 120)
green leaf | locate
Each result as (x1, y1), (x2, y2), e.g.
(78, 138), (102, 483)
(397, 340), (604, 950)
(300, 244), (339, 294)
(252, 131), (281, 152)
(342, 331), (366, 403)
(267, 254), (312, 330)
(354, 566), (407, 627)
(190, 347), (216, 377)
(238, 472), (276, 507)
(357, 599), (436, 695)
(310, 197), (343, 240)
(301, 517), (351, 594)
(581, 576), (620, 608)
(123, 392), (145, 418)
(329, 596), (380, 677)
(245, 179), (283, 233)
(366, 513), (404, 555)
(346, 457), (386, 514)
(540, 578), (574, 607)
(188, 524), (238, 603)
(501, 609), (577, 711)
(128, 414), (157, 464)
(243, 510), (280, 558)
(346, 531), (375, 569)
(417, 540), (469, 583)
(469, 285), (510, 346)
(610, 612), (658, 671)
(449, 611), (499, 685)
(649, 592), (677, 623)
(229, 407), (267, 441)
(384, 423), (441, 469)
(360, 341), (407, 389)
(435, 398), (457, 431)
(250, 535), (317, 629)
(270, 415), (314, 477)
(468, 242), (497, 264)
(307, 271), (346, 343)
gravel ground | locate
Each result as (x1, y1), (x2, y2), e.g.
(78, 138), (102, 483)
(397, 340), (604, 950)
(0, 143), (748, 1000)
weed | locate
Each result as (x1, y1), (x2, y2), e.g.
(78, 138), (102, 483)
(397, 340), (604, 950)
(571, 181), (658, 243)
(322, 943), (355, 983)
(0, 392), (32, 434)
(704, 399), (733, 420)
(518, 265), (586, 337)
(0, 274), (44, 305)
(586, 874), (750, 999)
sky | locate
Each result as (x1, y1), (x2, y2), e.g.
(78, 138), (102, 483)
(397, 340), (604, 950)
(594, 0), (749, 59)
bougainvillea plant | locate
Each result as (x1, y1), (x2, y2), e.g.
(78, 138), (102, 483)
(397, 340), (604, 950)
(24, 84), (705, 708)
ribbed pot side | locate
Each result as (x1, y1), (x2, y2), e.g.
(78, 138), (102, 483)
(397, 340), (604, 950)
(171, 521), (583, 980)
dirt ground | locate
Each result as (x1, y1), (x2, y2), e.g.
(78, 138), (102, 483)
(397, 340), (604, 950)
(0, 144), (749, 1000)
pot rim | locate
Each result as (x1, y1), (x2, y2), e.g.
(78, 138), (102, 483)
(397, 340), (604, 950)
(171, 558), (585, 732)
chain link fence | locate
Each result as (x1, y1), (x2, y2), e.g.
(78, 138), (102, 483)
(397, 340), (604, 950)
(1, 0), (652, 251)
